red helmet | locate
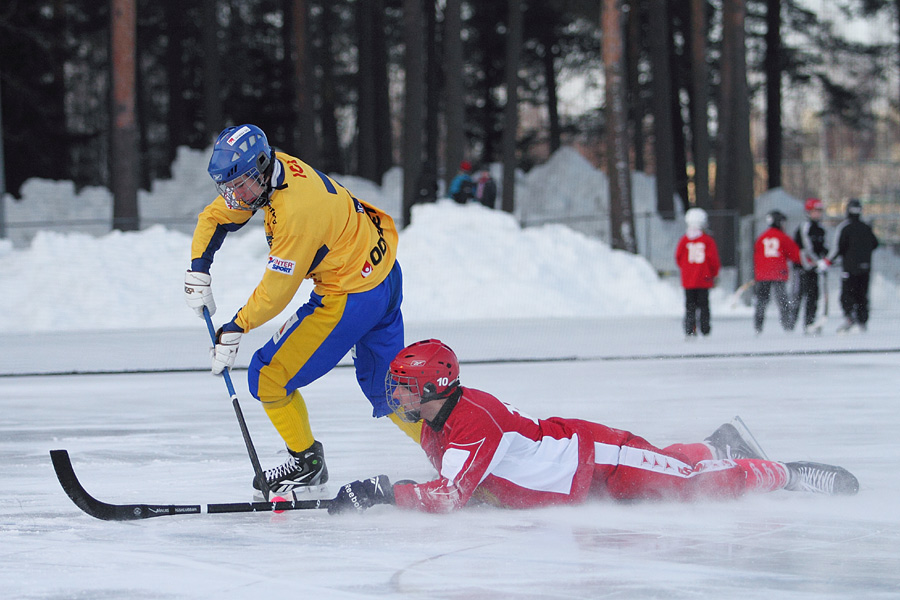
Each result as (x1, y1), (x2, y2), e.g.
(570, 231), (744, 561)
(460, 160), (472, 172)
(805, 198), (823, 212)
(386, 339), (460, 422)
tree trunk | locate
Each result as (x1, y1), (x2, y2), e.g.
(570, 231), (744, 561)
(541, 30), (561, 154)
(423, 0), (439, 201)
(201, 0), (222, 143)
(648, 0), (675, 218)
(357, 0), (379, 182)
(626, 0), (644, 172)
(164, 0), (186, 166)
(110, 0), (139, 232)
(688, 0), (711, 209)
(897, 0), (900, 106)
(764, 0), (782, 189)
(715, 0), (754, 268)
(443, 0), (465, 192)
(603, 0), (636, 252)
(372, 0), (392, 180)
(290, 0), (319, 163)
(729, 0), (754, 217)
(500, 0), (522, 214)
(135, 32), (151, 189)
(0, 77), (6, 239)
(670, 13), (689, 212)
(402, 0), (425, 226)
(319, 4), (341, 172)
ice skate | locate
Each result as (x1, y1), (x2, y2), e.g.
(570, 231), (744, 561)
(705, 421), (763, 461)
(804, 318), (824, 335)
(836, 318), (854, 334)
(784, 461), (859, 495)
(253, 440), (329, 497)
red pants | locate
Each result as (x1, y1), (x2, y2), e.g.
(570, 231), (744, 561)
(583, 423), (787, 502)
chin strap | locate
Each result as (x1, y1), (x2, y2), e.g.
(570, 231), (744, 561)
(424, 387), (462, 431)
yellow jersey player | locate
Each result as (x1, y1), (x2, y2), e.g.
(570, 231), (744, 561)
(183, 124), (420, 496)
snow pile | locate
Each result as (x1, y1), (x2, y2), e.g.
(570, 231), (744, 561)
(399, 201), (682, 323)
(0, 199), (690, 333)
(2, 145), (897, 333)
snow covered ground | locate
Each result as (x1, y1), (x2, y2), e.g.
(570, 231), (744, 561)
(2, 149), (900, 598)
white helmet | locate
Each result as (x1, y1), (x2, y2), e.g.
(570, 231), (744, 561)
(685, 208), (708, 229)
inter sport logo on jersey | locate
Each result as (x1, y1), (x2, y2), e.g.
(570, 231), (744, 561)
(361, 261), (373, 278)
(267, 256), (296, 275)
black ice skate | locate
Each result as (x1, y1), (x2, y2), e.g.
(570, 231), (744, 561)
(705, 422), (763, 461)
(253, 440), (329, 495)
(783, 461), (859, 495)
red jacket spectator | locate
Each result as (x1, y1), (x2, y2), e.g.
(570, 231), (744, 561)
(754, 226), (801, 281)
(675, 232), (721, 289)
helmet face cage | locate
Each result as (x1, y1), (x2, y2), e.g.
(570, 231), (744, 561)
(215, 167), (268, 211)
(208, 125), (272, 211)
(385, 373), (423, 423)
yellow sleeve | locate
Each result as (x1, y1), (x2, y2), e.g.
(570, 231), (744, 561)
(233, 230), (313, 331)
(189, 197), (255, 273)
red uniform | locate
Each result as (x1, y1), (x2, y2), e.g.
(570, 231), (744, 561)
(754, 227), (801, 281)
(675, 232), (720, 289)
(392, 387), (787, 513)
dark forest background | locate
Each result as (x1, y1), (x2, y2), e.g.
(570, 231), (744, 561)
(2, 0), (898, 250)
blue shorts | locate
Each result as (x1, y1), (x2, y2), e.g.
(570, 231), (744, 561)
(248, 261), (404, 417)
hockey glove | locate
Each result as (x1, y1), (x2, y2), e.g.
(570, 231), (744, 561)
(184, 271), (216, 318)
(328, 475), (394, 514)
(211, 322), (243, 374)
(817, 258), (831, 273)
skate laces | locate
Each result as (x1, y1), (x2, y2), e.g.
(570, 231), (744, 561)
(730, 441), (756, 460)
(795, 464), (836, 493)
(265, 455), (302, 482)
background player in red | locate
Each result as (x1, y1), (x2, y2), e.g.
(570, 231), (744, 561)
(675, 208), (721, 339)
(328, 339), (858, 514)
(753, 210), (802, 334)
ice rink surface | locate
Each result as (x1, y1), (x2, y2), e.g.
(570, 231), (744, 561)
(2, 315), (900, 599)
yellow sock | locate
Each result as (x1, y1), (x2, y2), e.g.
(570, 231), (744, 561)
(388, 412), (423, 444)
(261, 390), (315, 452)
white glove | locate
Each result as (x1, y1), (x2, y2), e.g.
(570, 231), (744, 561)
(184, 271), (216, 318)
(211, 330), (242, 374)
(817, 259), (830, 272)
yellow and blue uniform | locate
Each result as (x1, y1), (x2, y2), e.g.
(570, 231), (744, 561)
(191, 152), (420, 449)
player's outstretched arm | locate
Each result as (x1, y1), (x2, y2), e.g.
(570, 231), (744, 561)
(328, 475), (394, 514)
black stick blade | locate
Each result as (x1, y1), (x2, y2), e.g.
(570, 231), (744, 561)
(49, 449), (201, 520)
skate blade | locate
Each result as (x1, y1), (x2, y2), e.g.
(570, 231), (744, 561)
(730, 415), (770, 461)
(253, 483), (331, 502)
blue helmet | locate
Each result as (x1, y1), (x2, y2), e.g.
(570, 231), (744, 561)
(208, 124), (273, 210)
